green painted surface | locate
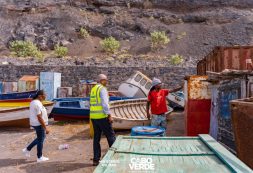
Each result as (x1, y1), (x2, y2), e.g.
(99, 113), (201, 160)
(94, 135), (252, 173)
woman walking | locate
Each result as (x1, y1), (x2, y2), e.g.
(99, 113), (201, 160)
(22, 90), (50, 162)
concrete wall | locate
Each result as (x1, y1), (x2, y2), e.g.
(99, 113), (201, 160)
(0, 65), (196, 96)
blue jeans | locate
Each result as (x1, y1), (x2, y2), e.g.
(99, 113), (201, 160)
(91, 118), (116, 162)
(151, 114), (167, 129)
(27, 125), (46, 158)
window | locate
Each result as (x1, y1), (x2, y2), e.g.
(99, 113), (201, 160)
(145, 82), (152, 90)
(59, 101), (81, 108)
(134, 74), (142, 82)
(140, 78), (147, 86)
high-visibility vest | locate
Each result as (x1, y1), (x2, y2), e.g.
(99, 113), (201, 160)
(89, 84), (108, 119)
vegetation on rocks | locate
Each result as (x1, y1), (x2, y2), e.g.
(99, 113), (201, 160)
(100, 37), (120, 53)
(169, 54), (184, 65)
(9, 40), (43, 59)
(54, 45), (68, 58)
(80, 27), (90, 39)
(150, 31), (170, 50)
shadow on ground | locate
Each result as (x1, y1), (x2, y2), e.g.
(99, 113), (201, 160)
(0, 158), (33, 168)
(20, 161), (93, 173)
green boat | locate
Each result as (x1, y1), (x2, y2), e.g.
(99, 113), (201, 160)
(94, 135), (252, 173)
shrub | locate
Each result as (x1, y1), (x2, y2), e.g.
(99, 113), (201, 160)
(9, 40), (43, 59)
(150, 31), (170, 49)
(169, 54), (184, 65)
(54, 45), (68, 58)
(100, 37), (120, 53)
(80, 27), (89, 38)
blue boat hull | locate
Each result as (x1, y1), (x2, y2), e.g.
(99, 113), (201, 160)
(0, 90), (37, 100)
(50, 107), (90, 120)
(50, 96), (134, 121)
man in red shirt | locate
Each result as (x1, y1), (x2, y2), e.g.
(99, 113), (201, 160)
(147, 78), (182, 130)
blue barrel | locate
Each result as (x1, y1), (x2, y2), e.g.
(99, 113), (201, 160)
(131, 126), (166, 137)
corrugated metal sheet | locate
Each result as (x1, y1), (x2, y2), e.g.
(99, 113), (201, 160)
(231, 98), (253, 169)
(197, 46), (253, 75)
(94, 135), (252, 173)
(2, 82), (18, 94)
(185, 76), (211, 136)
(18, 75), (39, 92)
(40, 72), (61, 101)
(57, 87), (72, 98)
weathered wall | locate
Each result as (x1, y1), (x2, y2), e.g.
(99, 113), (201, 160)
(0, 65), (195, 96)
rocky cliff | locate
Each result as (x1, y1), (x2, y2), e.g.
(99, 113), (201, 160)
(0, 0), (253, 67)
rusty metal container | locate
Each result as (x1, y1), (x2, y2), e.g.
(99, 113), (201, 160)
(231, 98), (253, 169)
(18, 75), (39, 92)
(57, 87), (72, 98)
(197, 46), (253, 75)
(79, 80), (97, 97)
(184, 76), (211, 136)
(2, 82), (18, 94)
(197, 59), (206, 75)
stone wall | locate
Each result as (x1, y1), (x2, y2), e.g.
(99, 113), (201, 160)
(0, 65), (196, 96)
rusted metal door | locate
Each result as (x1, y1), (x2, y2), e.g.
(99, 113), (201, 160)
(184, 76), (211, 136)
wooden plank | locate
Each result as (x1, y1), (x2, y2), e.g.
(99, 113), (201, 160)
(199, 134), (252, 173)
(94, 135), (251, 173)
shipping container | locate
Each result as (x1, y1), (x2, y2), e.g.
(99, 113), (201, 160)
(94, 135), (252, 173)
(57, 87), (72, 98)
(18, 75), (39, 92)
(40, 72), (61, 101)
(184, 76), (211, 136)
(79, 80), (96, 97)
(231, 98), (253, 169)
(0, 82), (2, 94)
(197, 46), (253, 75)
(2, 82), (18, 94)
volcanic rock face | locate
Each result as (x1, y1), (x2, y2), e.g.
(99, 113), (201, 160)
(0, 0), (253, 66)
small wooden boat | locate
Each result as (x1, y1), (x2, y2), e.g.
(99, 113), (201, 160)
(110, 98), (173, 130)
(0, 90), (37, 100)
(50, 96), (134, 121)
(0, 102), (54, 128)
(0, 99), (52, 108)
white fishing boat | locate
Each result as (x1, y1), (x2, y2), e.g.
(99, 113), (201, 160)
(118, 71), (152, 98)
(167, 91), (185, 108)
(118, 71), (184, 108)
(110, 98), (173, 130)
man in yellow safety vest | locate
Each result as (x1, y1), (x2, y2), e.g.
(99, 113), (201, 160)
(90, 74), (116, 166)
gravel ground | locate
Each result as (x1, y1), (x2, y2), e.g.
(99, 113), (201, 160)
(0, 111), (184, 173)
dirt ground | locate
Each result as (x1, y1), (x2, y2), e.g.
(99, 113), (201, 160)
(0, 111), (184, 173)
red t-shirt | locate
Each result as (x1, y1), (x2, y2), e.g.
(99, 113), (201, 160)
(148, 89), (169, 115)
